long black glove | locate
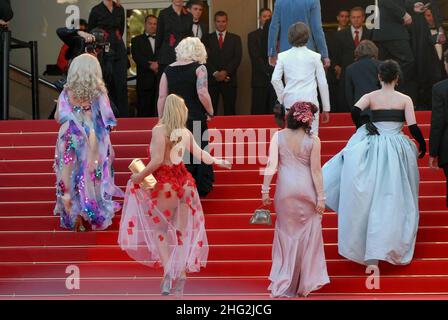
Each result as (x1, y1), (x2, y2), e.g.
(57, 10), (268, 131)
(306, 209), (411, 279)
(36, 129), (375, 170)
(351, 106), (378, 135)
(409, 124), (427, 158)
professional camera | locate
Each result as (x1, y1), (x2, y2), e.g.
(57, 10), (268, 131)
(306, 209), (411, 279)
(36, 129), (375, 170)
(84, 28), (110, 55)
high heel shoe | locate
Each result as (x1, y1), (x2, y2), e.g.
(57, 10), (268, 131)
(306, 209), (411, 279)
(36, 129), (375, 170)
(173, 276), (186, 298)
(74, 217), (86, 232)
(160, 275), (172, 296)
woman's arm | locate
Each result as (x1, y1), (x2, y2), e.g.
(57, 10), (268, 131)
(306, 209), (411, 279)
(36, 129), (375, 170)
(157, 73), (169, 118)
(184, 129), (230, 168)
(404, 95), (417, 126)
(132, 126), (166, 183)
(196, 65), (214, 116)
(262, 132), (279, 204)
(310, 136), (325, 214)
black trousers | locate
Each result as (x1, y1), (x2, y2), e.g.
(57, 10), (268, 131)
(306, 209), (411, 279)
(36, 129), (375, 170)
(136, 86), (157, 118)
(185, 118), (214, 197)
(377, 39), (417, 102)
(103, 54), (129, 118)
(251, 85), (276, 115)
(209, 83), (237, 115)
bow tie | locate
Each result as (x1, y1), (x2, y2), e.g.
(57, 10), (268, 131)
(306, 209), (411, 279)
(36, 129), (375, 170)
(147, 35), (156, 39)
(193, 22), (200, 25)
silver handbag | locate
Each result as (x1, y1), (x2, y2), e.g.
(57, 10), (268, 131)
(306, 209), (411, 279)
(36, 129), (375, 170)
(250, 207), (272, 226)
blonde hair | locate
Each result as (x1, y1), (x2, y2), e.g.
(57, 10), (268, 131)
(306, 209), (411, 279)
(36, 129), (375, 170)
(159, 94), (188, 146)
(65, 53), (107, 102)
(175, 37), (207, 64)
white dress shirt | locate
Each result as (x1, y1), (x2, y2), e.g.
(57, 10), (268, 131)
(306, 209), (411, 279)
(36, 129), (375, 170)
(145, 33), (156, 53)
(271, 46), (330, 135)
(216, 30), (227, 42)
(193, 22), (203, 39)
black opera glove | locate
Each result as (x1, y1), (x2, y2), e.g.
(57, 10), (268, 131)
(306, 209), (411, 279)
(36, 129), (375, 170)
(351, 106), (370, 129)
(409, 124), (427, 158)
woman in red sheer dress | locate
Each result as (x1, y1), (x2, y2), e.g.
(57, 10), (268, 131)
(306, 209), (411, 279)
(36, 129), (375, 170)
(118, 94), (231, 297)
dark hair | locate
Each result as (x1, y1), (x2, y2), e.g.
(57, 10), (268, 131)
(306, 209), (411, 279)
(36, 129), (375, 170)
(288, 22), (309, 47)
(71, 19), (88, 29)
(145, 15), (157, 23)
(214, 11), (228, 20)
(337, 9), (350, 16)
(355, 40), (378, 60)
(350, 6), (365, 15)
(378, 60), (402, 84)
(286, 102), (318, 133)
(444, 49), (448, 64)
(187, 0), (204, 9)
(259, 7), (271, 17)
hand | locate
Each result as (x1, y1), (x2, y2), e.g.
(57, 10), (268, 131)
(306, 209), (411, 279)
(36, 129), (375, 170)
(334, 65), (342, 80)
(78, 31), (95, 43)
(323, 58), (331, 69)
(414, 2), (426, 13)
(403, 13), (413, 25)
(321, 112), (330, 124)
(262, 193), (272, 206)
(61, 194), (72, 214)
(131, 173), (144, 185)
(429, 156), (439, 170)
(213, 71), (225, 82)
(149, 61), (159, 73)
(418, 143), (427, 159)
(214, 158), (232, 170)
(316, 200), (325, 215)
(269, 56), (278, 67)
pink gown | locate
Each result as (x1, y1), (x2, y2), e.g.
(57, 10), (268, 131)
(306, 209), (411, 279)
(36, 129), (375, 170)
(118, 155), (209, 280)
(269, 131), (330, 297)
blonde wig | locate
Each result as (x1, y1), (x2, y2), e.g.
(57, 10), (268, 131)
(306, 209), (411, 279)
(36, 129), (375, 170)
(175, 37), (207, 64)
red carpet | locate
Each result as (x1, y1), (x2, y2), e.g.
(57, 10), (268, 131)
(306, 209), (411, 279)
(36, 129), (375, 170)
(0, 112), (447, 299)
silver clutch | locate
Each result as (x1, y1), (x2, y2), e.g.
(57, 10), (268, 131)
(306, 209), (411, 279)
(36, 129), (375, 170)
(250, 208), (272, 226)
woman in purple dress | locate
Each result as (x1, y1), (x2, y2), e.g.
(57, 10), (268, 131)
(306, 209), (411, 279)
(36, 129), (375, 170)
(262, 102), (330, 298)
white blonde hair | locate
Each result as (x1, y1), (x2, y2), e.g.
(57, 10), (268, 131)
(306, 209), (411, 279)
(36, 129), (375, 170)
(175, 37), (207, 64)
(65, 53), (107, 102)
(159, 94), (188, 146)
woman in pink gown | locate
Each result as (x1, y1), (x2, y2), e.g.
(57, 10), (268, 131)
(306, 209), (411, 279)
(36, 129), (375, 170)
(262, 102), (330, 298)
(118, 94), (231, 297)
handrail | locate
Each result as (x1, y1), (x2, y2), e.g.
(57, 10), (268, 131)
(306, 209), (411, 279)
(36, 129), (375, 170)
(9, 64), (57, 90)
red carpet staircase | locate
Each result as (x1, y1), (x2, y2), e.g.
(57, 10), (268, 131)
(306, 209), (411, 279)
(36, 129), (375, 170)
(0, 112), (447, 299)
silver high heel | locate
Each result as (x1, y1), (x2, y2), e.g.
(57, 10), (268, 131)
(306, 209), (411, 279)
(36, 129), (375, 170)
(173, 276), (187, 298)
(160, 275), (172, 296)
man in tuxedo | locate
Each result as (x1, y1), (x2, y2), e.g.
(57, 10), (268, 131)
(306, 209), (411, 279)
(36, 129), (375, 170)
(131, 15), (158, 117)
(268, 0), (330, 68)
(0, 0), (13, 120)
(248, 8), (276, 115)
(429, 50), (448, 207)
(326, 9), (350, 114)
(187, 0), (208, 43)
(333, 7), (373, 112)
(373, 0), (416, 100)
(206, 11), (242, 115)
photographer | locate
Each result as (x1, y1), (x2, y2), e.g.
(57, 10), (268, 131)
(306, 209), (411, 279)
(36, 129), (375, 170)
(1, 0), (13, 120)
(88, 0), (128, 118)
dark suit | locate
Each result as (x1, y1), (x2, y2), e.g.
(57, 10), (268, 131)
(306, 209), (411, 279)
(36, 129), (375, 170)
(326, 28), (345, 113)
(192, 22), (209, 43)
(248, 28), (276, 115)
(430, 79), (448, 206)
(373, 0), (416, 99)
(131, 34), (158, 117)
(334, 27), (372, 112)
(155, 6), (193, 69)
(345, 57), (381, 107)
(206, 31), (242, 115)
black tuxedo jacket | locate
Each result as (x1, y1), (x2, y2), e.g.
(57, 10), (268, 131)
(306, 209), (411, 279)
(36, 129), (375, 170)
(334, 26), (372, 72)
(131, 33), (157, 91)
(430, 79), (448, 167)
(373, 0), (414, 41)
(248, 28), (272, 88)
(205, 31), (242, 87)
(345, 57), (381, 106)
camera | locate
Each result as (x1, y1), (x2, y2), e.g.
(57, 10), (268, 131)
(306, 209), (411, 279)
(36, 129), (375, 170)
(84, 28), (110, 55)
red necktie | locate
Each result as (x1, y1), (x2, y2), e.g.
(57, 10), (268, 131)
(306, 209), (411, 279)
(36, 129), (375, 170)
(219, 32), (223, 49)
(354, 30), (360, 48)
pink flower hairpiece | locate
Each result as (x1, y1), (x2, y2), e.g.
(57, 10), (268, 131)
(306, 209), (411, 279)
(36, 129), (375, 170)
(290, 102), (317, 125)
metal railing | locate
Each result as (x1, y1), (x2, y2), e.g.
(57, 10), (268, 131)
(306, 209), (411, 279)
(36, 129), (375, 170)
(1, 30), (40, 120)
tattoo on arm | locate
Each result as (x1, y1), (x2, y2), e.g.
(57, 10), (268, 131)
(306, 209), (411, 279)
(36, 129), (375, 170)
(197, 65), (209, 91)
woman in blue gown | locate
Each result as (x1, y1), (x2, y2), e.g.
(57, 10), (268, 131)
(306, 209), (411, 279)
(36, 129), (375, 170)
(322, 60), (427, 267)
